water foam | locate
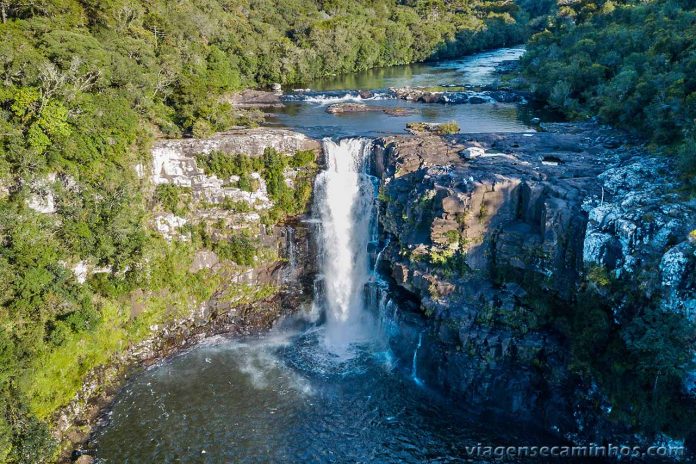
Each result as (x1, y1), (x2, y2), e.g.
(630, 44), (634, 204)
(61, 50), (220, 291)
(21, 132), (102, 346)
(285, 91), (391, 105)
(313, 138), (376, 357)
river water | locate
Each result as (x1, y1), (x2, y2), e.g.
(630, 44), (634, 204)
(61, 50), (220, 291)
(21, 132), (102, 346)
(267, 46), (534, 139)
(93, 48), (574, 463)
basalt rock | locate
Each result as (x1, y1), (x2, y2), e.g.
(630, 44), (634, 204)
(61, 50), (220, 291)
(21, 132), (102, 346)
(373, 122), (696, 440)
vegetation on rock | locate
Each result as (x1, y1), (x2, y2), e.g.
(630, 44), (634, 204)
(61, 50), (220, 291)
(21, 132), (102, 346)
(517, 1), (696, 435)
(521, 0), (696, 185)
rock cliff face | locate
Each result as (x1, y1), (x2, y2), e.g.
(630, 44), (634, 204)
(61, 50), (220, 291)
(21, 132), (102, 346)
(148, 128), (320, 308)
(373, 122), (696, 437)
(58, 128), (320, 457)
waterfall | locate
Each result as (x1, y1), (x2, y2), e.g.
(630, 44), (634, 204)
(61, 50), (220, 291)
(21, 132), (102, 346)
(313, 138), (375, 355)
(412, 332), (424, 386)
(283, 226), (297, 282)
(373, 238), (390, 275)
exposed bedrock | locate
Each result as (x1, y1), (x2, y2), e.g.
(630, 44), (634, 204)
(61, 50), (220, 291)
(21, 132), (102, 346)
(149, 128), (320, 309)
(373, 123), (696, 440)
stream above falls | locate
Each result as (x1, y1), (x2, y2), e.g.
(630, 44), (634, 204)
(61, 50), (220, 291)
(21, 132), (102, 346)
(93, 48), (585, 464)
(266, 46), (536, 139)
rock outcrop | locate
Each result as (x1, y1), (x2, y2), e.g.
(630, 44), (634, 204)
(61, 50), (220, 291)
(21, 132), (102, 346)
(149, 127), (320, 311)
(223, 89), (284, 108)
(325, 102), (416, 116)
(389, 86), (528, 105)
(373, 122), (696, 438)
(150, 128), (319, 237)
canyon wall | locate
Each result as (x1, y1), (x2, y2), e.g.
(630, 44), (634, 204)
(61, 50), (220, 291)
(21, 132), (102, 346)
(56, 128), (320, 458)
(374, 123), (696, 442)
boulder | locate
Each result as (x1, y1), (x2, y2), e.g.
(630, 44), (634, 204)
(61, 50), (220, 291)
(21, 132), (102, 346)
(326, 103), (371, 114)
(359, 90), (374, 99)
(462, 146), (485, 159)
(467, 95), (488, 104)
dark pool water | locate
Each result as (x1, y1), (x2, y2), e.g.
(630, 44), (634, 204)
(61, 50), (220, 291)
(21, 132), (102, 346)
(94, 320), (579, 463)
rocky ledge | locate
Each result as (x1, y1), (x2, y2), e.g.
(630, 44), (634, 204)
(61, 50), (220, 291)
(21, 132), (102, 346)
(223, 89), (284, 108)
(389, 86), (528, 104)
(373, 122), (696, 444)
(326, 102), (416, 116)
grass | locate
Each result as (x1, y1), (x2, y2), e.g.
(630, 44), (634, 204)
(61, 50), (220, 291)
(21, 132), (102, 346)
(20, 301), (128, 419)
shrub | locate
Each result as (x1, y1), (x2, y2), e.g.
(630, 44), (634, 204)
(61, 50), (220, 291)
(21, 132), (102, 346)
(290, 150), (316, 168)
(195, 152), (264, 180)
(213, 234), (257, 266)
(438, 121), (460, 135)
(587, 265), (611, 287)
(221, 198), (253, 213)
(155, 184), (190, 215)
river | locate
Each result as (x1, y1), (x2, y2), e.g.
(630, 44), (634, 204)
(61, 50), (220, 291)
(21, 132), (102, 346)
(267, 46), (534, 139)
(93, 48), (582, 463)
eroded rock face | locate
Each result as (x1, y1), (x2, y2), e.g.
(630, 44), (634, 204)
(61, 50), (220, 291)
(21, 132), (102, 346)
(148, 128), (320, 307)
(150, 128), (320, 240)
(374, 122), (696, 436)
(582, 156), (696, 317)
(152, 128), (319, 186)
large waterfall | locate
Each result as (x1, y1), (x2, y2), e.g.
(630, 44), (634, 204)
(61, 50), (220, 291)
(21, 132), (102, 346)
(313, 138), (376, 356)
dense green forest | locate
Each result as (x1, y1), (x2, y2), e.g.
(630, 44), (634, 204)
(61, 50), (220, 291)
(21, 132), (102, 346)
(521, 0), (696, 185)
(0, 1), (535, 462)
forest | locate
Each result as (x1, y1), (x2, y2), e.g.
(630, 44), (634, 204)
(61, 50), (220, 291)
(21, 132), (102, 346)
(521, 0), (696, 186)
(0, 1), (535, 462)
(6, 0), (695, 460)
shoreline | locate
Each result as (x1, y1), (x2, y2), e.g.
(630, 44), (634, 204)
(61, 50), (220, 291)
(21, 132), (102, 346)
(58, 291), (303, 463)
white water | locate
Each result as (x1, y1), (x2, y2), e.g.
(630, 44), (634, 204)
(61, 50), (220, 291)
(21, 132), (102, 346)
(285, 92), (392, 105)
(412, 332), (424, 386)
(313, 138), (376, 356)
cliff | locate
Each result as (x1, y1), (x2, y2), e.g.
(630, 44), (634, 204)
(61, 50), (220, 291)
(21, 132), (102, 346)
(54, 128), (320, 460)
(374, 122), (696, 442)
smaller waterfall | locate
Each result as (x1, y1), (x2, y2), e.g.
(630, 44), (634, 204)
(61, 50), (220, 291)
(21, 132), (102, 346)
(412, 332), (424, 386)
(283, 226), (297, 282)
(372, 238), (390, 275)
